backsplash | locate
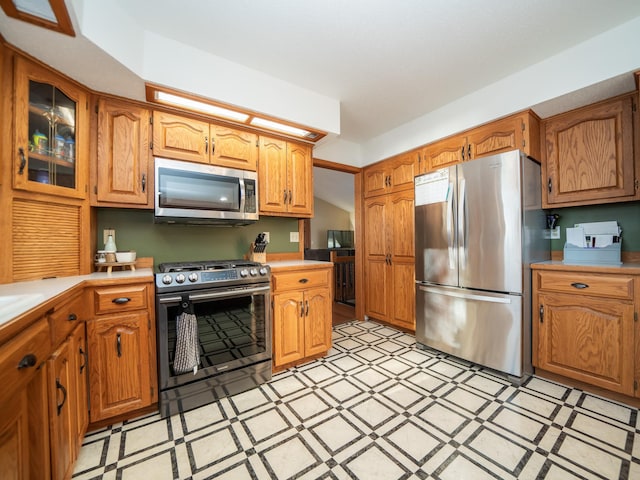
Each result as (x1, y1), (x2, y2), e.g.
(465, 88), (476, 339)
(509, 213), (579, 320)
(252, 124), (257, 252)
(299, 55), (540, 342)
(96, 209), (299, 268)
(548, 201), (640, 251)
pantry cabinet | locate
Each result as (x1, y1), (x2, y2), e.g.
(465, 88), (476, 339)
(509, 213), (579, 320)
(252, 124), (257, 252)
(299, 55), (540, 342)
(541, 93), (638, 207)
(87, 282), (156, 423)
(363, 150), (417, 198)
(12, 55), (88, 199)
(152, 111), (258, 170)
(364, 190), (415, 330)
(94, 97), (152, 207)
(258, 136), (313, 216)
(532, 265), (638, 397)
(271, 264), (333, 370)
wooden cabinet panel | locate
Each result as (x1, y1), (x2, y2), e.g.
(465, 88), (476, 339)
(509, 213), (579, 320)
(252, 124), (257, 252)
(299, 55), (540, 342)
(363, 152), (417, 197)
(87, 311), (152, 422)
(304, 287), (332, 357)
(542, 94), (637, 207)
(536, 292), (634, 395)
(364, 190), (415, 329)
(258, 136), (288, 212)
(536, 271), (633, 300)
(287, 142), (313, 215)
(152, 111), (209, 163)
(49, 290), (84, 346)
(363, 164), (388, 198)
(92, 284), (149, 315)
(210, 125), (257, 171)
(467, 116), (519, 159)
(273, 291), (305, 366)
(96, 97), (151, 206)
(258, 137), (312, 216)
(71, 323), (88, 453)
(0, 389), (29, 480)
(48, 338), (76, 480)
(271, 266), (333, 369)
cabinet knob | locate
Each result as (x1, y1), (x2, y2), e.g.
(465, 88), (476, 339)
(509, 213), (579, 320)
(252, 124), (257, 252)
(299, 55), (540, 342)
(299, 278), (309, 284)
(67, 313), (77, 322)
(17, 353), (37, 369)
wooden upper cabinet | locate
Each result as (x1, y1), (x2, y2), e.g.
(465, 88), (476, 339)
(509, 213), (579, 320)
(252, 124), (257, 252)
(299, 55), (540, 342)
(152, 111), (209, 163)
(13, 56), (88, 199)
(152, 111), (258, 170)
(467, 111), (540, 161)
(542, 93), (638, 207)
(210, 125), (257, 171)
(426, 135), (466, 171)
(95, 97), (151, 207)
(258, 136), (312, 216)
(363, 151), (417, 197)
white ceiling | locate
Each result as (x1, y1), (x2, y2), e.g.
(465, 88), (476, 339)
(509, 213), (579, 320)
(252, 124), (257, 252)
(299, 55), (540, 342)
(110, 0), (640, 142)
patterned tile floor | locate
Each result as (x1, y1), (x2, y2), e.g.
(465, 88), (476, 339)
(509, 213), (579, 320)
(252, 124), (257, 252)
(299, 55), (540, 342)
(73, 321), (640, 479)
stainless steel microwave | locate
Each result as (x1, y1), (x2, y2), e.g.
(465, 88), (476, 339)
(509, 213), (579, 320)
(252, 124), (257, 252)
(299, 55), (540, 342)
(154, 157), (258, 225)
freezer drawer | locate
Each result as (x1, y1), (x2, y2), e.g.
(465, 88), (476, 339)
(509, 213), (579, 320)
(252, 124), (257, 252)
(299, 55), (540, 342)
(415, 284), (523, 376)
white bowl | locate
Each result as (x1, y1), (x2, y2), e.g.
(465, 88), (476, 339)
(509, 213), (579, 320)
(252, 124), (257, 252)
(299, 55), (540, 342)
(115, 251), (136, 263)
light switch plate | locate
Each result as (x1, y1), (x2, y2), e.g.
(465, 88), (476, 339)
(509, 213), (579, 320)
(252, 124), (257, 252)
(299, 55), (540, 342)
(290, 231), (299, 242)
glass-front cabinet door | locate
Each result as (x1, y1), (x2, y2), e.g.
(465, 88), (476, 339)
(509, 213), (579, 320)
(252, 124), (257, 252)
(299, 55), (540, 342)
(14, 57), (87, 198)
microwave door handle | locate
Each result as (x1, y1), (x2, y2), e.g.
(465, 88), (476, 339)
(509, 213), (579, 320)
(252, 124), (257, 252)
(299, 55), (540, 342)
(239, 178), (246, 213)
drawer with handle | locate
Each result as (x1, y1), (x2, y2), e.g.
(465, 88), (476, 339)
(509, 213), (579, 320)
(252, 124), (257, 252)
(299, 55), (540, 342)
(536, 271), (634, 300)
(49, 291), (85, 346)
(272, 268), (331, 293)
(0, 318), (50, 405)
(92, 284), (149, 315)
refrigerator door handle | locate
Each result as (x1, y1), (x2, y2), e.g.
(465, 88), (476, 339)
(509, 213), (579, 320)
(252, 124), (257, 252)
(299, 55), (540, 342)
(418, 285), (512, 304)
(458, 178), (467, 267)
(446, 181), (455, 269)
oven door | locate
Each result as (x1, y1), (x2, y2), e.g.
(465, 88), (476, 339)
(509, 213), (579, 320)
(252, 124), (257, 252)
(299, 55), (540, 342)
(156, 284), (271, 391)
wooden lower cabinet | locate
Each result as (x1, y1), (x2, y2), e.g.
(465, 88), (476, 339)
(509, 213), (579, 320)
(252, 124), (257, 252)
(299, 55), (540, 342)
(0, 389), (30, 480)
(271, 265), (333, 369)
(87, 282), (156, 423)
(532, 265), (638, 399)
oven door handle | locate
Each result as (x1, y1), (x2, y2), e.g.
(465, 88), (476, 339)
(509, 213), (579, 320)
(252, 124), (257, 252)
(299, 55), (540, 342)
(158, 285), (271, 304)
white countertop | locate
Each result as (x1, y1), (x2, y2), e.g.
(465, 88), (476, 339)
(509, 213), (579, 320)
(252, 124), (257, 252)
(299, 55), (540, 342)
(0, 268), (154, 327)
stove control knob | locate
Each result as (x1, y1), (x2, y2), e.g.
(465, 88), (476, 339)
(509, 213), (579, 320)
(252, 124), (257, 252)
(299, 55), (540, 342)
(188, 273), (199, 283)
(249, 268), (258, 276)
(175, 273), (186, 284)
(240, 269), (249, 278)
(162, 274), (173, 285)
(259, 267), (268, 276)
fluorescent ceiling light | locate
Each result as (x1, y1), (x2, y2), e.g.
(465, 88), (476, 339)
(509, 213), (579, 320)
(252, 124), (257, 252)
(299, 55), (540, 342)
(249, 117), (311, 137)
(155, 91), (249, 122)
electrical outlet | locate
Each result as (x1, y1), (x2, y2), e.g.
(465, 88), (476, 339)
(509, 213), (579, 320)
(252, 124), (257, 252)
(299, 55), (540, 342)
(290, 231), (299, 243)
(262, 232), (270, 243)
(543, 227), (560, 240)
(103, 229), (115, 246)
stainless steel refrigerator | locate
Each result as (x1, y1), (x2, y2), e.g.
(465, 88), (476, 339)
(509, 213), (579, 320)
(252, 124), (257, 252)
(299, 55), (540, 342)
(414, 150), (549, 381)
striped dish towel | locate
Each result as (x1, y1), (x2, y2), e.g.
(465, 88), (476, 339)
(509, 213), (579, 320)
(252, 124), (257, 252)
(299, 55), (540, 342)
(174, 311), (200, 375)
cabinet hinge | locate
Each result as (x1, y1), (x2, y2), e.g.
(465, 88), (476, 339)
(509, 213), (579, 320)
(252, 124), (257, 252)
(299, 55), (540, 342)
(632, 100), (637, 112)
(635, 380), (638, 391)
(94, 185), (98, 195)
(150, 142), (153, 150)
(521, 121), (525, 132)
(635, 179), (639, 191)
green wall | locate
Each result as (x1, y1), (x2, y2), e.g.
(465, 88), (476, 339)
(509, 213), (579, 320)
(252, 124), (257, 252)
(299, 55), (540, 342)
(96, 209), (299, 268)
(548, 201), (640, 252)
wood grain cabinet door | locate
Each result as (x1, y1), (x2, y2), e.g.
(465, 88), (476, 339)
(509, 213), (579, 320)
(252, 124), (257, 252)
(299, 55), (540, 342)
(286, 142), (313, 216)
(272, 292), (305, 366)
(304, 287), (332, 357)
(152, 111), (209, 164)
(536, 292), (634, 395)
(542, 94), (637, 207)
(426, 135), (466, 171)
(96, 98), (151, 206)
(210, 125), (257, 171)
(87, 312), (152, 423)
(258, 136), (288, 214)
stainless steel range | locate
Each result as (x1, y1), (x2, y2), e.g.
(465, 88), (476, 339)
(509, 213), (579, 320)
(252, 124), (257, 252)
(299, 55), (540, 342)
(155, 259), (271, 417)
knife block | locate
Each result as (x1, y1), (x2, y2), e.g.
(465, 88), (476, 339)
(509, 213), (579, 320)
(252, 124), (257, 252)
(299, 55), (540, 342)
(248, 243), (267, 264)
